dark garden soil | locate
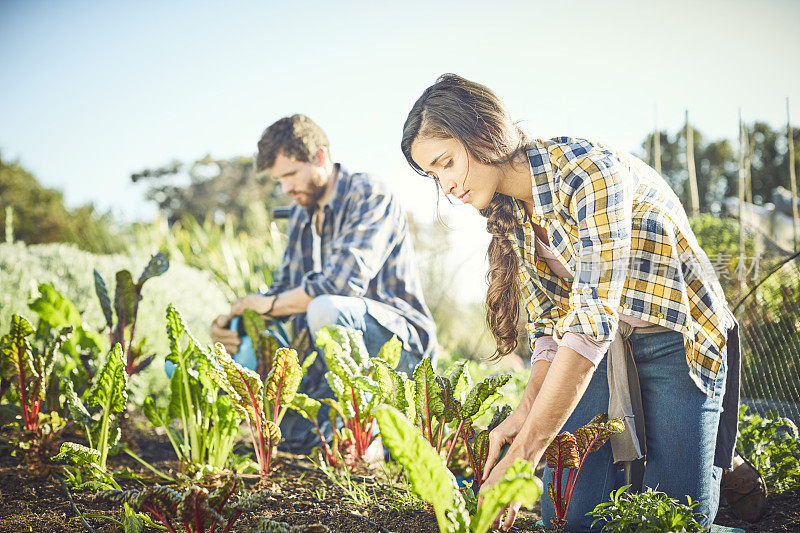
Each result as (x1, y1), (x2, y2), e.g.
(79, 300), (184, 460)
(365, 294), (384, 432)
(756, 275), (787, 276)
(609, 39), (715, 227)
(0, 420), (796, 533)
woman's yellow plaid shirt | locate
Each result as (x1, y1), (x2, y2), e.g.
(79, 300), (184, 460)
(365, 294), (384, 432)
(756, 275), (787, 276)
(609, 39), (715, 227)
(511, 137), (735, 397)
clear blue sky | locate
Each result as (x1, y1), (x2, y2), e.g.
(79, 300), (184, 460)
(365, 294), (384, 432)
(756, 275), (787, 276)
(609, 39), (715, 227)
(2, 0), (799, 300)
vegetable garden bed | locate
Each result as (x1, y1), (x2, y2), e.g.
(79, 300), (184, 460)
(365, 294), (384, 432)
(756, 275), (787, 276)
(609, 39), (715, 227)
(0, 420), (548, 532)
(1, 420), (797, 532)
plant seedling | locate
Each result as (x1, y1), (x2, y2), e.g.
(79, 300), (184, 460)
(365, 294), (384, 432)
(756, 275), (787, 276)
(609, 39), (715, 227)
(544, 413), (624, 530)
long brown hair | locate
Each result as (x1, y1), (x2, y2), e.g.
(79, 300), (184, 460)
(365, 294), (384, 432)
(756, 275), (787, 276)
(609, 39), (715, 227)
(401, 74), (528, 358)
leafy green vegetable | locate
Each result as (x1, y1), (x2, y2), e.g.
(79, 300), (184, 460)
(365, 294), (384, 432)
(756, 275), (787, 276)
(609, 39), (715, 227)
(471, 459), (542, 533)
(55, 344), (129, 489)
(375, 405), (469, 533)
(307, 326), (402, 468)
(208, 338), (302, 479)
(94, 252), (169, 375)
(94, 477), (271, 533)
(375, 405), (541, 533)
(737, 405), (800, 493)
(588, 485), (709, 532)
(544, 413), (624, 530)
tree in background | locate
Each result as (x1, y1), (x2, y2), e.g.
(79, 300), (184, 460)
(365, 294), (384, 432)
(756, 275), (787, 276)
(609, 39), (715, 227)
(640, 122), (800, 211)
(0, 154), (124, 254)
(641, 129), (736, 211)
(131, 154), (287, 227)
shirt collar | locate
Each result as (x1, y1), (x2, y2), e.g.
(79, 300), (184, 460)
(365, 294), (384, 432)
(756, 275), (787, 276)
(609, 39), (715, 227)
(298, 163), (349, 223)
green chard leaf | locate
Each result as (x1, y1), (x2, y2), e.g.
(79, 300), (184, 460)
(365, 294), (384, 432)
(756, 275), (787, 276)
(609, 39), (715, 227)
(62, 377), (93, 431)
(289, 393), (321, 423)
(265, 347), (302, 406)
(85, 344), (128, 414)
(373, 359), (409, 412)
(208, 343), (264, 425)
(471, 429), (490, 481)
(376, 335), (402, 369)
(54, 441), (102, 466)
(0, 314), (35, 382)
(93, 270), (114, 329)
(316, 326), (359, 386)
(472, 459), (542, 533)
(28, 283), (82, 328)
(461, 374), (511, 419)
(413, 357), (444, 424)
(114, 270), (138, 331)
(136, 252), (169, 287)
(374, 406), (469, 533)
(443, 360), (468, 391)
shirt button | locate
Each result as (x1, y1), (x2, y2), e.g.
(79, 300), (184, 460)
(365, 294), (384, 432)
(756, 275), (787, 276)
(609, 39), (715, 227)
(581, 286), (593, 296)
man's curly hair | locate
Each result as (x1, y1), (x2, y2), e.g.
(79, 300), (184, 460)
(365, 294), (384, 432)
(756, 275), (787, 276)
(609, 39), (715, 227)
(256, 114), (330, 171)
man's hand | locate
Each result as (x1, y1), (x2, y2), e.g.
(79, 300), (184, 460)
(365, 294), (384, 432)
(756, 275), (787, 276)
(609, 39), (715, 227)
(210, 314), (240, 354)
(209, 294), (276, 354)
(229, 294), (275, 317)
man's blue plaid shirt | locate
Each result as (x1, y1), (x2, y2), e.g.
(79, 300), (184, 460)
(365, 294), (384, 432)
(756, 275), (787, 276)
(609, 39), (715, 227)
(264, 164), (437, 358)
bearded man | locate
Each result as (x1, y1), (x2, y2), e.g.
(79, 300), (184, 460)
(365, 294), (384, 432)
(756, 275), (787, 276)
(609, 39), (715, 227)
(210, 114), (437, 453)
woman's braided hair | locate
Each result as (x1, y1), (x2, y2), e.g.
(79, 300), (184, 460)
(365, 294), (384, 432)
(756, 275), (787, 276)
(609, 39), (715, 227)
(401, 74), (527, 358)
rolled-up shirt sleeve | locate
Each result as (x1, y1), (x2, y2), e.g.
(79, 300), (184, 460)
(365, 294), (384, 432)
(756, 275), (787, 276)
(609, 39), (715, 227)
(554, 152), (632, 344)
(301, 186), (401, 298)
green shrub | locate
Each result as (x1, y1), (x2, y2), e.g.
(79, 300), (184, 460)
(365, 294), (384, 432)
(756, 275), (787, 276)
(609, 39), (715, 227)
(737, 405), (800, 493)
(0, 242), (229, 401)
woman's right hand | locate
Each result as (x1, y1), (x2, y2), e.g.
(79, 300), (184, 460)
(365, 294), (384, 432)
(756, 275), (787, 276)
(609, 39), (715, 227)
(482, 408), (527, 481)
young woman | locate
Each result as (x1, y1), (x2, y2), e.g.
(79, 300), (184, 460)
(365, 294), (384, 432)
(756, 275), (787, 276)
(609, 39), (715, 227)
(401, 74), (739, 532)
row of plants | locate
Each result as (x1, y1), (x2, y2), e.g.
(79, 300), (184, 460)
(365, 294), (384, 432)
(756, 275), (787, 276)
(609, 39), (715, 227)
(2, 253), (796, 532)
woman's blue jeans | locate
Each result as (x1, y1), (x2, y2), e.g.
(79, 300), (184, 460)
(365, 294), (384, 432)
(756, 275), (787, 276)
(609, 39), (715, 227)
(541, 329), (727, 531)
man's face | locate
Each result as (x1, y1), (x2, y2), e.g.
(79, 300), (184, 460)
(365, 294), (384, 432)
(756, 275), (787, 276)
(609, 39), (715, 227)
(269, 152), (327, 207)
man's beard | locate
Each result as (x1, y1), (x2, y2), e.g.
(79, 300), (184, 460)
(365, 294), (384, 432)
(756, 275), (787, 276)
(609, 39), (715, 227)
(291, 183), (326, 207)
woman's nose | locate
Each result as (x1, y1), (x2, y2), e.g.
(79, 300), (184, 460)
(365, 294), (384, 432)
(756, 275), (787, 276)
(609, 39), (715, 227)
(440, 178), (457, 195)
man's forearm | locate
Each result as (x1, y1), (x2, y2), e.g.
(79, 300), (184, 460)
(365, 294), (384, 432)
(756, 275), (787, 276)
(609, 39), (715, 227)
(269, 286), (314, 317)
(513, 346), (596, 460)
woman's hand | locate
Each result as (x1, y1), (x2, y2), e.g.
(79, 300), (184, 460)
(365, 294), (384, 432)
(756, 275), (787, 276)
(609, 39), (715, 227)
(479, 441), (531, 531)
(482, 410), (525, 481)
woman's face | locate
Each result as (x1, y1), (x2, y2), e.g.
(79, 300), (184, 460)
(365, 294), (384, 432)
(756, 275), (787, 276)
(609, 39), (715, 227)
(409, 136), (502, 210)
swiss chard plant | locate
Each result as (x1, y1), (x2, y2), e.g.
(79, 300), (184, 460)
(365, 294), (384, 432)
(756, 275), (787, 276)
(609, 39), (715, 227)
(54, 343), (129, 489)
(311, 325), (403, 468)
(0, 314), (70, 433)
(94, 476), (271, 533)
(93, 252), (169, 375)
(208, 337), (304, 480)
(373, 354), (511, 485)
(27, 282), (103, 394)
(587, 485), (709, 532)
(143, 304), (242, 474)
(0, 314), (73, 466)
(544, 413), (624, 531)
(374, 405), (542, 533)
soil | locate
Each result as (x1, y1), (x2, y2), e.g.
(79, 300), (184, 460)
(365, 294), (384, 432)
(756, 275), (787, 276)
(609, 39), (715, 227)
(0, 422), (797, 533)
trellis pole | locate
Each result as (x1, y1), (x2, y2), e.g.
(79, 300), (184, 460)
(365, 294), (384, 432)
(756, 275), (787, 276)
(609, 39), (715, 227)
(685, 110), (700, 217)
(787, 97), (799, 251)
(738, 110), (748, 293)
